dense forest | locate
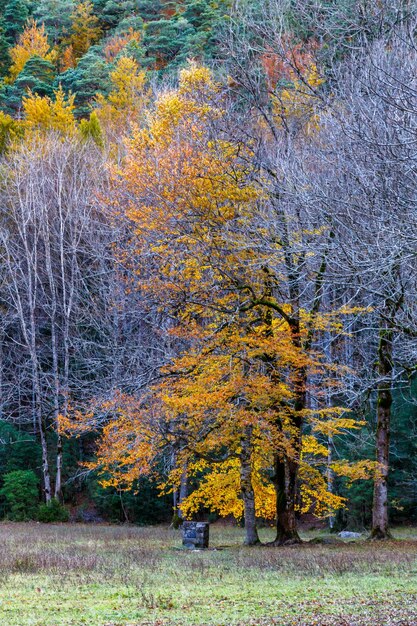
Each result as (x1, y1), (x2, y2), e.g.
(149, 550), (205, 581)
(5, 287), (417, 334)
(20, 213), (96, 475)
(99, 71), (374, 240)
(0, 0), (416, 543)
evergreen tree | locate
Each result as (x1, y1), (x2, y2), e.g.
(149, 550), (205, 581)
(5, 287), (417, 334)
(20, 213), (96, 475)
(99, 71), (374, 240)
(0, 17), (11, 77)
(0, 82), (24, 114)
(33, 0), (76, 44)
(14, 55), (55, 97)
(93, 0), (140, 31)
(59, 46), (110, 116)
(3, 0), (29, 44)
(144, 16), (193, 69)
(141, 0), (231, 71)
(0, 421), (41, 476)
(136, 0), (166, 22)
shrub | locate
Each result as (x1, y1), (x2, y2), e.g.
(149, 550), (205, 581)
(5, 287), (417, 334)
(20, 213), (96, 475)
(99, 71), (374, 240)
(1, 470), (39, 521)
(37, 498), (69, 523)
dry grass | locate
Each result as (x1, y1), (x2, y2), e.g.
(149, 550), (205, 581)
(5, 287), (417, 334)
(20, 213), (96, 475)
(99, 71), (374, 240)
(0, 522), (416, 625)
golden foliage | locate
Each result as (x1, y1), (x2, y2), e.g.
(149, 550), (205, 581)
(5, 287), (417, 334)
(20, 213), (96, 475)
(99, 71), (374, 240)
(58, 62), (372, 527)
(8, 20), (57, 81)
(69, 1), (101, 60)
(60, 45), (76, 71)
(96, 56), (148, 133)
(23, 86), (76, 134)
(0, 111), (24, 153)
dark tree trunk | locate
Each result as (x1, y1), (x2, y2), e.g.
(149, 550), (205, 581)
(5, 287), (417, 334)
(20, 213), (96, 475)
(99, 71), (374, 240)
(271, 454), (301, 545)
(371, 314), (393, 540)
(240, 425), (260, 545)
(270, 319), (306, 546)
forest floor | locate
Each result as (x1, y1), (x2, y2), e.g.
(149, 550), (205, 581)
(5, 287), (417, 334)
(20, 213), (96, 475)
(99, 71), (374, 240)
(0, 523), (416, 626)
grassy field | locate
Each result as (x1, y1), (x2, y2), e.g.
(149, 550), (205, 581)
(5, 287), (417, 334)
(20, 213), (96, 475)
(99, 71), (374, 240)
(0, 523), (416, 626)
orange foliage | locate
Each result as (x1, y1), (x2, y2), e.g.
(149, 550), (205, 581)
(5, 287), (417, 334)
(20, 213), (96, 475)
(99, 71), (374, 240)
(61, 63), (370, 526)
(60, 45), (76, 71)
(103, 29), (142, 63)
(261, 38), (320, 91)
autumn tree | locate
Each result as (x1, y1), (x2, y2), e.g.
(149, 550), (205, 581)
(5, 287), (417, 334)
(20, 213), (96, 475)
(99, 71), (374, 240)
(23, 86), (77, 134)
(95, 55), (148, 141)
(86, 61), (369, 544)
(8, 20), (57, 82)
(69, 1), (102, 61)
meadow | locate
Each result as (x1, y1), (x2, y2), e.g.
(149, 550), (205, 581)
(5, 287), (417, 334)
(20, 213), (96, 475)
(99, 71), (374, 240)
(0, 523), (416, 626)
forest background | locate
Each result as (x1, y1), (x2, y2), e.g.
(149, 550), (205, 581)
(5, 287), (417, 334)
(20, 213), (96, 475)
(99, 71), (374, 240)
(0, 0), (416, 543)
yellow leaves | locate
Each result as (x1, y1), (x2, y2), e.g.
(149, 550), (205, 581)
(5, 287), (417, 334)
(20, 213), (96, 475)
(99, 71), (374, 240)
(57, 411), (95, 436)
(139, 64), (220, 143)
(109, 57), (146, 106)
(302, 305), (371, 335)
(8, 20), (57, 82)
(150, 92), (194, 140)
(178, 63), (218, 96)
(0, 111), (24, 153)
(96, 56), (148, 132)
(23, 86), (76, 135)
(180, 454), (276, 522)
(180, 458), (244, 520)
(310, 415), (365, 437)
(69, 1), (102, 60)
(302, 435), (328, 458)
(332, 459), (378, 482)
(93, 60), (373, 528)
(60, 45), (76, 71)
(61, 392), (161, 490)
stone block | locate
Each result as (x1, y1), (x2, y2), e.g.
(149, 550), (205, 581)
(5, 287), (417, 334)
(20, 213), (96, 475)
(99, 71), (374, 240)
(182, 521), (209, 549)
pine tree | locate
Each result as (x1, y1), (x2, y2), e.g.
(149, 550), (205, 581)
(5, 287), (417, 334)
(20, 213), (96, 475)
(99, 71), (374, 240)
(94, 0), (139, 31)
(0, 17), (11, 77)
(59, 47), (110, 116)
(33, 0), (76, 45)
(3, 0), (29, 44)
(14, 55), (55, 97)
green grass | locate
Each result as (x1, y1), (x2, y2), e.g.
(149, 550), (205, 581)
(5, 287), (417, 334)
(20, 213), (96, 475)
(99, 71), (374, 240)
(0, 523), (416, 625)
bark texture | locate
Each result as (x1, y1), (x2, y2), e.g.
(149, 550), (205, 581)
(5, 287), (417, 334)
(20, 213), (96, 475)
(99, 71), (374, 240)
(240, 425), (260, 545)
(371, 314), (393, 540)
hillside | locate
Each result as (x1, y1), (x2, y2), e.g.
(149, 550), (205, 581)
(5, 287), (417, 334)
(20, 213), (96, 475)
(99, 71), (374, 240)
(0, 0), (231, 115)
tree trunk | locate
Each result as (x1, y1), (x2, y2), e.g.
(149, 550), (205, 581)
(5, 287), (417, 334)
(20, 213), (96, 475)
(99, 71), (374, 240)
(371, 314), (393, 540)
(55, 434), (63, 500)
(51, 320), (62, 501)
(240, 425), (260, 545)
(271, 453), (301, 545)
(34, 372), (52, 503)
(327, 434), (335, 531)
(270, 322), (306, 546)
(179, 462), (188, 513)
(30, 329), (52, 503)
